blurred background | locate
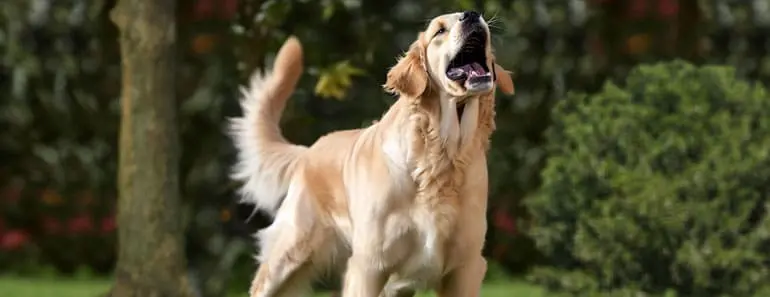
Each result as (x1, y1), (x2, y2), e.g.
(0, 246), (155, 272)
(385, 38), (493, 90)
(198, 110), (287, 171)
(1, 0), (770, 296)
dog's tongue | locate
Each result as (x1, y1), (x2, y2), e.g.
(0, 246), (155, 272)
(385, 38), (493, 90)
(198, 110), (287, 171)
(447, 62), (487, 81)
(468, 63), (487, 77)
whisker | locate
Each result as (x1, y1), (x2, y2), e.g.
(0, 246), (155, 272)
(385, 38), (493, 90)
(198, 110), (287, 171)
(486, 11), (500, 24)
(486, 12), (505, 32)
(487, 20), (505, 33)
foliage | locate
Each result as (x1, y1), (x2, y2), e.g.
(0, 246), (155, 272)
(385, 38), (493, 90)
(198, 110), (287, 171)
(2, 0), (770, 296)
(0, 0), (119, 275)
(314, 60), (365, 100)
(527, 60), (770, 296)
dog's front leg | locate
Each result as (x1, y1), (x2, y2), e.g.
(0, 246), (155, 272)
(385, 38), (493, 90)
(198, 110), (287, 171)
(342, 252), (389, 297)
(340, 204), (390, 297)
(435, 255), (487, 297)
(435, 151), (489, 297)
(340, 144), (413, 296)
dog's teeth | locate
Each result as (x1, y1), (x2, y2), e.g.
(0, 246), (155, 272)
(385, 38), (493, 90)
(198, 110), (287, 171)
(447, 68), (466, 80)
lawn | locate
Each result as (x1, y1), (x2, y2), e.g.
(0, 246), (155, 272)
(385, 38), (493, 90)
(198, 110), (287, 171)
(0, 277), (546, 297)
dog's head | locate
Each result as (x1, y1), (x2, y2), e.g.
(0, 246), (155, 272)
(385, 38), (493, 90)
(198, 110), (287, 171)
(384, 11), (514, 99)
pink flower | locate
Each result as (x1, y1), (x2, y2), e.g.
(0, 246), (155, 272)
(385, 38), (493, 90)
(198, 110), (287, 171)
(0, 229), (29, 251)
(67, 215), (94, 234)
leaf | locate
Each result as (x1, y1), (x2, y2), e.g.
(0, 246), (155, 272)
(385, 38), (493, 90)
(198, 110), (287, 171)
(313, 60), (365, 100)
(256, 0), (292, 27)
(530, 61), (770, 296)
(322, 0), (336, 21)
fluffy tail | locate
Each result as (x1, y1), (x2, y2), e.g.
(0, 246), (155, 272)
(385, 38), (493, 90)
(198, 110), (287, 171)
(229, 36), (307, 216)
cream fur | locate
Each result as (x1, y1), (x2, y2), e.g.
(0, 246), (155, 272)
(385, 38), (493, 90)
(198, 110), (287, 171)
(229, 12), (514, 297)
(229, 37), (307, 216)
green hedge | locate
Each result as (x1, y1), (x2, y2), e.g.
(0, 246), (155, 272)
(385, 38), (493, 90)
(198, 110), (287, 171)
(526, 61), (770, 297)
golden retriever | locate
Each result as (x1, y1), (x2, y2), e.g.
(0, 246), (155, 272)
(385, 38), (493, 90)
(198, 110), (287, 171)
(229, 11), (514, 297)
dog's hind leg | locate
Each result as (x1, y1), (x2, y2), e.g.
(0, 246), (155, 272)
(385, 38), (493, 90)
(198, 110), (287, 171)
(249, 257), (313, 297)
(249, 184), (323, 297)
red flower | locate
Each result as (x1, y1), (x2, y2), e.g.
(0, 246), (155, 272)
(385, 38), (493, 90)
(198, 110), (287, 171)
(492, 243), (509, 259)
(1, 178), (24, 204)
(101, 216), (116, 234)
(589, 35), (605, 56)
(41, 216), (62, 234)
(628, 0), (647, 19)
(657, 0), (678, 18)
(76, 190), (94, 207)
(0, 229), (29, 251)
(194, 0), (215, 20)
(220, 0), (238, 20)
(493, 209), (517, 235)
(67, 215), (94, 234)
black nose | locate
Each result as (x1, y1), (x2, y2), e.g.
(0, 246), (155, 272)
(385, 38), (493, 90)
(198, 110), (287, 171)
(460, 11), (481, 22)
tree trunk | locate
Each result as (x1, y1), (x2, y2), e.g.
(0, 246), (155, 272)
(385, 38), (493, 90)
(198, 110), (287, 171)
(109, 1), (194, 297)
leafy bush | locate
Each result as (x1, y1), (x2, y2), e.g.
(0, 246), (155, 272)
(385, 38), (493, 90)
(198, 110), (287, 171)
(526, 61), (770, 297)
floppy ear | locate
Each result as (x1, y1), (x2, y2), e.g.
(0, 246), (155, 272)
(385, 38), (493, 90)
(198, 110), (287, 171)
(493, 63), (515, 95)
(383, 37), (429, 98)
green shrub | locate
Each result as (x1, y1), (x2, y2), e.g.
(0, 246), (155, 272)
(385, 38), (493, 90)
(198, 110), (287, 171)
(526, 60), (770, 297)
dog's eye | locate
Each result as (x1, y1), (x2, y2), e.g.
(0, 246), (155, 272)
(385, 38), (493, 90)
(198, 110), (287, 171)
(434, 27), (446, 37)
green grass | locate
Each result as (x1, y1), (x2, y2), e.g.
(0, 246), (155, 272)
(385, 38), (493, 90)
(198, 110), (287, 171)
(413, 282), (546, 297)
(0, 277), (112, 297)
(0, 277), (546, 297)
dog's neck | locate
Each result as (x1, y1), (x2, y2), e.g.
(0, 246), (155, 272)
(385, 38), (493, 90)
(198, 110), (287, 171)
(438, 92), (480, 158)
(376, 91), (492, 174)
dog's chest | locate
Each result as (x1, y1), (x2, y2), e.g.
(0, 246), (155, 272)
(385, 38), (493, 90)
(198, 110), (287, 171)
(379, 120), (466, 286)
(386, 205), (454, 289)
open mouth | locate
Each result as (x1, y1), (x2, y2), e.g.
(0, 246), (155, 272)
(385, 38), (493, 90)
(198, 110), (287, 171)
(445, 30), (491, 91)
